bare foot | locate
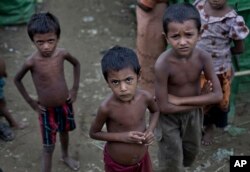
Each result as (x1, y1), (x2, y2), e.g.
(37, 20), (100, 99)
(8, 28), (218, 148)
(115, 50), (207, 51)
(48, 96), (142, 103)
(61, 157), (80, 171)
(202, 126), (214, 146)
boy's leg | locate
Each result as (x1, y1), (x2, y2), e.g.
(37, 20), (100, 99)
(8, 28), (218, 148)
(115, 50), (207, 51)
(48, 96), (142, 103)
(42, 144), (55, 172)
(0, 99), (27, 129)
(182, 109), (203, 166)
(59, 131), (79, 171)
(156, 115), (184, 172)
(202, 107), (216, 146)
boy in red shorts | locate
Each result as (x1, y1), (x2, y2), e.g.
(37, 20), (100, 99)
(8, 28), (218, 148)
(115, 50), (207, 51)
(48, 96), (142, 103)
(14, 12), (80, 172)
(89, 46), (159, 172)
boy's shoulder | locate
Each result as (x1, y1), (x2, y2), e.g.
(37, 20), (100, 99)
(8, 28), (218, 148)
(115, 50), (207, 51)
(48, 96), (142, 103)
(99, 94), (114, 110)
(155, 49), (172, 64)
(56, 48), (68, 54)
(134, 89), (154, 106)
(136, 89), (152, 99)
(193, 46), (210, 59)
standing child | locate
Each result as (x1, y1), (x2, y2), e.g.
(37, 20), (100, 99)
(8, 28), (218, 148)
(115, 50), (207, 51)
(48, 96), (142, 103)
(194, 0), (249, 145)
(14, 12), (80, 172)
(89, 46), (159, 172)
(0, 57), (26, 141)
(154, 3), (222, 172)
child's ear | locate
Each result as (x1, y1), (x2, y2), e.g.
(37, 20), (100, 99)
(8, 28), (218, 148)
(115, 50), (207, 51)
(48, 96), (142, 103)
(162, 32), (168, 44)
(138, 70), (142, 81)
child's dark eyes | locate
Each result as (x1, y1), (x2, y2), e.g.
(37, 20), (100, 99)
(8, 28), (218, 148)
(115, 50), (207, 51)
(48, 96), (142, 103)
(48, 39), (55, 43)
(35, 39), (55, 46)
(111, 80), (120, 85)
(36, 41), (44, 45)
(110, 77), (134, 86)
(186, 33), (194, 37)
(125, 77), (133, 84)
(171, 35), (179, 39)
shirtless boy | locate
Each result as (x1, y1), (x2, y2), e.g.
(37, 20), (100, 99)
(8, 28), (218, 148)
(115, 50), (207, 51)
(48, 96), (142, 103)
(14, 12), (80, 172)
(89, 46), (159, 171)
(154, 3), (222, 171)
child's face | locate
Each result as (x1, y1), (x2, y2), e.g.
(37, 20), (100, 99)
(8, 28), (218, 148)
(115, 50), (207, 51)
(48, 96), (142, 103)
(165, 20), (200, 57)
(33, 32), (58, 57)
(208, 0), (226, 9)
(107, 67), (139, 102)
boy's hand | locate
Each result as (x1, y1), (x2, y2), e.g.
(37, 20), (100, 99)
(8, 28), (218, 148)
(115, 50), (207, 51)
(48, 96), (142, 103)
(30, 100), (46, 114)
(201, 80), (213, 95)
(143, 130), (155, 145)
(68, 90), (77, 103)
(168, 94), (181, 105)
(122, 131), (145, 144)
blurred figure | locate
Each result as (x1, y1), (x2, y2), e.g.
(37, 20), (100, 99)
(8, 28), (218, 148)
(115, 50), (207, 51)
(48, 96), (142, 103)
(0, 57), (27, 131)
(136, 0), (167, 94)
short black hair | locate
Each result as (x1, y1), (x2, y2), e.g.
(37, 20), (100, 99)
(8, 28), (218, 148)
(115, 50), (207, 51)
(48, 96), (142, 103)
(163, 3), (201, 34)
(101, 46), (141, 81)
(27, 12), (61, 41)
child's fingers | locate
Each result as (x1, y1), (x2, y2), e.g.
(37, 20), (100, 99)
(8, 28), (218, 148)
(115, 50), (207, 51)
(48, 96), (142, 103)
(144, 139), (154, 146)
(38, 104), (46, 111)
(129, 131), (145, 143)
(132, 131), (145, 137)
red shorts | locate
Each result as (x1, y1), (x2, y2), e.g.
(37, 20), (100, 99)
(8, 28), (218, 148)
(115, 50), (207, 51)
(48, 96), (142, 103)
(104, 145), (153, 172)
(38, 101), (76, 145)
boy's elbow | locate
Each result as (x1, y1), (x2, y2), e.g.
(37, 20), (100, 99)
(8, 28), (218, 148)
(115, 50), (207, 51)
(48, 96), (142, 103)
(215, 92), (223, 103)
(89, 129), (98, 140)
(159, 105), (172, 114)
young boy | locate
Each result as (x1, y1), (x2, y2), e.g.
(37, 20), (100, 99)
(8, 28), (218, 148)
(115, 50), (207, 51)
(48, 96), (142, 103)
(14, 12), (80, 172)
(0, 57), (26, 141)
(89, 46), (159, 172)
(154, 3), (222, 172)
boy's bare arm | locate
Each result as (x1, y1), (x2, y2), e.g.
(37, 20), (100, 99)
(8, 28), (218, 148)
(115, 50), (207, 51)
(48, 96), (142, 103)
(144, 92), (159, 145)
(155, 56), (197, 114)
(146, 93), (159, 132)
(64, 52), (80, 102)
(14, 62), (40, 113)
(168, 51), (223, 106)
(89, 104), (145, 144)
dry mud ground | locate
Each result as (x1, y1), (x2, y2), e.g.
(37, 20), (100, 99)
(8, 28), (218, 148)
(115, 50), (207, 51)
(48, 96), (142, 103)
(0, 0), (250, 171)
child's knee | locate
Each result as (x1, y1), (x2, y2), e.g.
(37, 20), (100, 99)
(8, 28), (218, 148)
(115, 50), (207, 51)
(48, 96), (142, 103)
(43, 144), (55, 153)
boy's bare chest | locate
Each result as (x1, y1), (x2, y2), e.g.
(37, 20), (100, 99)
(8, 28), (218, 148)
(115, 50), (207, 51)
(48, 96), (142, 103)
(169, 60), (202, 84)
(32, 58), (64, 78)
(109, 103), (146, 128)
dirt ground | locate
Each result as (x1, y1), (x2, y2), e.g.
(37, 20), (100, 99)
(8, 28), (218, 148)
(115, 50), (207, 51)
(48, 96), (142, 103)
(0, 0), (250, 171)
